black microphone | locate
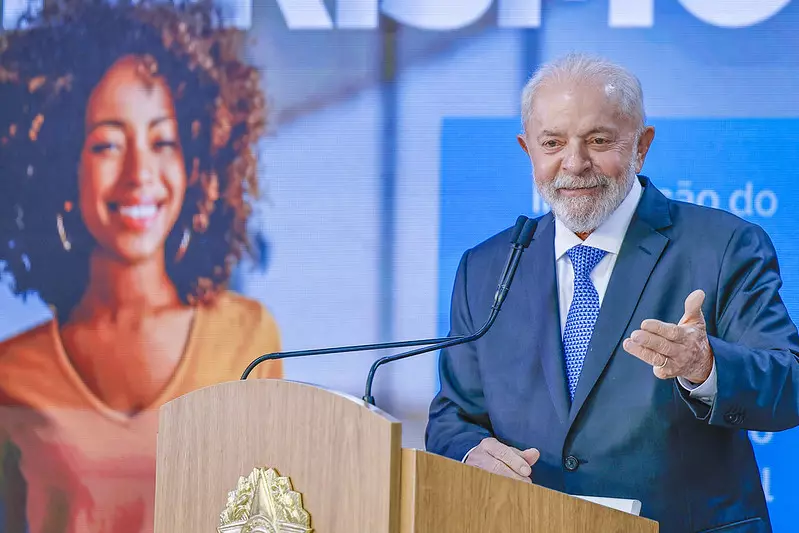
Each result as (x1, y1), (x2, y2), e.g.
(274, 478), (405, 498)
(361, 217), (537, 405)
(240, 215), (535, 394)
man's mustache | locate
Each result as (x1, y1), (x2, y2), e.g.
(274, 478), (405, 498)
(552, 173), (611, 190)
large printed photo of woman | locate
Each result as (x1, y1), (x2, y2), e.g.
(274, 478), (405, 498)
(0, 1), (283, 531)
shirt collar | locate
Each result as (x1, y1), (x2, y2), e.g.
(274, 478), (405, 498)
(554, 176), (643, 260)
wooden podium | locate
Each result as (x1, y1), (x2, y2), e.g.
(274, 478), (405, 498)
(153, 379), (658, 532)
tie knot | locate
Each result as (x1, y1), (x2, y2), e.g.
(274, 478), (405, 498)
(566, 245), (607, 279)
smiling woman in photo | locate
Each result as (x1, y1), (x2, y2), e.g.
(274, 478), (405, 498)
(0, 1), (282, 531)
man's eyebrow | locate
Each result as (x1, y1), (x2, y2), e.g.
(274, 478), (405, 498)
(582, 127), (617, 136)
(538, 129), (562, 138)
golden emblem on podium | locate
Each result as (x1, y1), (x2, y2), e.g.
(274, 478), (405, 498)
(218, 467), (312, 533)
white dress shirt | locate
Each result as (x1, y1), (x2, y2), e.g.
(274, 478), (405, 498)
(554, 177), (717, 406)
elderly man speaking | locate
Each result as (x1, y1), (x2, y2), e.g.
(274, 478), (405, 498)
(425, 53), (799, 533)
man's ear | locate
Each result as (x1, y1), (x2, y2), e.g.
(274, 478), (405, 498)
(517, 134), (530, 156)
(636, 126), (655, 172)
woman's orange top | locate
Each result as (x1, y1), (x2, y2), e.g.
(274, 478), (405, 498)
(0, 291), (283, 533)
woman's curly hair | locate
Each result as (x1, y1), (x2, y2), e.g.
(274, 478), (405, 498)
(0, 0), (267, 319)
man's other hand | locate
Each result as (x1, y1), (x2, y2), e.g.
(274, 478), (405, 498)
(464, 437), (540, 483)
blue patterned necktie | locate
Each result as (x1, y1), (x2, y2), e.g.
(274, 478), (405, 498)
(563, 245), (608, 401)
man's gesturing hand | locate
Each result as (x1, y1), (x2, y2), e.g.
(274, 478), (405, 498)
(623, 289), (714, 384)
(465, 437), (540, 483)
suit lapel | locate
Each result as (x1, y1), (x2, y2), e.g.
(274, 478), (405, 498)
(518, 214), (571, 424)
(568, 178), (672, 424)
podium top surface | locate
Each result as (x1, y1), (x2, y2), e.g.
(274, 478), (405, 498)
(160, 378), (402, 423)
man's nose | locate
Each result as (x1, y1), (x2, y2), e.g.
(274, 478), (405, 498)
(561, 141), (591, 175)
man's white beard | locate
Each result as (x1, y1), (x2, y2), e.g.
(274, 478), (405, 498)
(537, 158), (638, 234)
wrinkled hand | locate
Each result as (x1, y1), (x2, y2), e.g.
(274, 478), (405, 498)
(465, 437), (540, 483)
(623, 289), (714, 384)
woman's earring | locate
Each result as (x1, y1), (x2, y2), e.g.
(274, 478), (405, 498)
(56, 213), (71, 251)
(56, 202), (74, 252)
(175, 228), (191, 263)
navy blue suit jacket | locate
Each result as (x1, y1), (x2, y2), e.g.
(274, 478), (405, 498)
(426, 177), (799, 533)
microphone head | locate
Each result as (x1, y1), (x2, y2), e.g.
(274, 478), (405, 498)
(518, 219), (538, 248)
(510, 215), (529, 244)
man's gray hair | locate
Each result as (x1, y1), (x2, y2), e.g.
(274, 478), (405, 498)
(521, 53), (646, 134)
